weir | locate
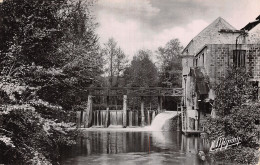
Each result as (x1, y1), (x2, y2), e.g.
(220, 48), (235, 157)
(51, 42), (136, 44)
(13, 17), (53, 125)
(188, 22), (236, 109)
(150, 111), (179, 131)
(76, 87), (183, 128)
(92, 109), (157, 127)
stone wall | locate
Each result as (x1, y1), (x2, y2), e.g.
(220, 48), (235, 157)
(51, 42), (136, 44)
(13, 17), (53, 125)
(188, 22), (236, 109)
(194, 44), (260, 85)
(247, 45), (260, 80)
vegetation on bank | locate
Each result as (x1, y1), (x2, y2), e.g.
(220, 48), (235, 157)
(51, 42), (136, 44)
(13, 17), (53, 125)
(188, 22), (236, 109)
(202, 68), (260, 164)
(0, 0), (100, 164)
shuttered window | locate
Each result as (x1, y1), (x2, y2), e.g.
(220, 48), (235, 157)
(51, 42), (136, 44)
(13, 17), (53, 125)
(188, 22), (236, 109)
(233, 50), (246, 67)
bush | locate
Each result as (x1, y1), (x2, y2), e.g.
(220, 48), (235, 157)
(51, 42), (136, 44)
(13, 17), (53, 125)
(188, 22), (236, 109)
(203, 103), (260, 147)
(202, 68), (260, 164)
(0, 106), (77, 164)
(211, 146), (259, 164)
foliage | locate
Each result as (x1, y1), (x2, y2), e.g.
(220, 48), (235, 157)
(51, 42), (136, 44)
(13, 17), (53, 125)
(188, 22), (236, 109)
(102, 38), (128, 87)
(0, 0), (65, 68)
(204, 103), (260, 146)
(156, 39), (183, 87)
(214, 68), (256, 116)
(210, 146), (259, 164)
(0, 0), (103, 110)
(0, 107), (77, 164)
(60, 0), (103, 88)
(202, 67), (260, 163)
(0, 75), (78, 164)
(0, 0), (101, 164)
(124, 49), (158, 87)
(123, 50), (159, 111)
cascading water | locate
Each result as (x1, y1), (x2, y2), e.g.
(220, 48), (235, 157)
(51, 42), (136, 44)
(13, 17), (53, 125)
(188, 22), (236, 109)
(149, 111), (178, 131)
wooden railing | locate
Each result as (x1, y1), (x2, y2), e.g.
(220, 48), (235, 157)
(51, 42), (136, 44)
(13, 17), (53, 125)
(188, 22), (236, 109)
(85, 87), (183, 97)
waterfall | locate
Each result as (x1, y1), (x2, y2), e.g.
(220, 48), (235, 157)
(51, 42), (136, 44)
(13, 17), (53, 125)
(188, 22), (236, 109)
(149, 111), (178, 131)
(110, 110), (123, 125)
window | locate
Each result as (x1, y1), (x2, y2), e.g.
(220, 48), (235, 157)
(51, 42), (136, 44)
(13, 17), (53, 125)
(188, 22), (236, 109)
(195, 58), (198, 66)
(233, 50), (246, 67)
(202, 53), (205, 66)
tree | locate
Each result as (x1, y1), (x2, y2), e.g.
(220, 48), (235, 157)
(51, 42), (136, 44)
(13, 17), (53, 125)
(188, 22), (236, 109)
(0, 0), (66, 69)
(156, 39), (183, 87)
(60, 0), (103, 83)
(0, 0), (102, 164)
(102, 38), (128, 87)
(19, 0), (104, 110)
(214, 68), (257, 116)
(124, 49), (158, 87)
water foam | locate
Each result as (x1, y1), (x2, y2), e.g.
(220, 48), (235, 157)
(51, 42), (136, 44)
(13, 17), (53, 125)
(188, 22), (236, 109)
(149, 111), (178, 131)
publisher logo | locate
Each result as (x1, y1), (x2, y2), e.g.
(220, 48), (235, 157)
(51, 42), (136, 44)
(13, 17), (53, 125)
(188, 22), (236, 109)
(209, 136), (241, 152)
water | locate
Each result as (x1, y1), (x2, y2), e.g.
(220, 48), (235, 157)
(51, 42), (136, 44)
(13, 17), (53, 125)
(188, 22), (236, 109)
(150, 111), (178, 131)
(60, 129), (233, 165)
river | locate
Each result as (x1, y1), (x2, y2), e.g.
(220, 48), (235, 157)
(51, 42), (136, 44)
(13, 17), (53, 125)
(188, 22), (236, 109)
(59, 128), (234, 165)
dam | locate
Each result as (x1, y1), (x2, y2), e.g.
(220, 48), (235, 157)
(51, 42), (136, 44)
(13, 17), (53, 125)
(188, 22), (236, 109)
(76, 87), (183, 129)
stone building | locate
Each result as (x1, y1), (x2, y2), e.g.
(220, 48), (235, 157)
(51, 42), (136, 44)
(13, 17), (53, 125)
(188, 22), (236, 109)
(181, 16), (260, 134)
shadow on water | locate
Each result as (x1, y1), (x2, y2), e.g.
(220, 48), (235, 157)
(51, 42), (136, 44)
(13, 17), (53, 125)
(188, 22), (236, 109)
(60, 130), (233, 165)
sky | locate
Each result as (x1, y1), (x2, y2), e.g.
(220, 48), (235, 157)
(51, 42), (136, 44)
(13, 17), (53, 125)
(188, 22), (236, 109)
(95, 0), (260, 59)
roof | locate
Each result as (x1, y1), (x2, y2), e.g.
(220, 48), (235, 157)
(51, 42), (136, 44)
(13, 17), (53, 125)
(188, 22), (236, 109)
(182, 17), (239, 55)
(194, 17), (236, 38)
(256, 15), (260, 21)
(241, 15), (260, 31)
(241, 20), (260, 31)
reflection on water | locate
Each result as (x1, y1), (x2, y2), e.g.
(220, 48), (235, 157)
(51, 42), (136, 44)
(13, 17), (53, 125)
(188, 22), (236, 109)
(60, 130), (232, 165)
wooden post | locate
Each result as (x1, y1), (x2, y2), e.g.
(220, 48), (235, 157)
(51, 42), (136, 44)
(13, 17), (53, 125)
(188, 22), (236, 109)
(177, 104), (180, 131)
(87, 95), (93, 127)
(197, 108), (200, 131)
(141, 96), (145, 127)
(100, 111), (103, 126)
(116, 97), (118, 125)
(105, 96), (110, 128)
(96, 111), (98, 126)
(157, 97), (160, 113)
(160, 96), (163, 112)
(181, 106), (185, 131)
(93, 110), (96, 126)
(157, 96), (161, 113)
(152, 111), (156, 122)
(123, 95), (127, 128)
(83, 111), (87, 128)
(105, 107), (109, 128)
(147, 110), (150, 125)
(76, 111), (81, 128)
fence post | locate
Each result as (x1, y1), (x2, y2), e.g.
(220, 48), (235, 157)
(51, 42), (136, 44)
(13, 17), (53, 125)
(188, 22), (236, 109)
(141, 96), (145, 127)
(105, 107), (109, 128)
(123, 95), (127, 128)
(84, 95), (93, 128)
(88, 95), (93, 127)
(152, 110), (156, 122)
(158, 96), (162, 113)
(177, 104), (180, 131)
(105, 95), (110, 128)
(147, 110), (150, 125)
(76, 111), (81, 128)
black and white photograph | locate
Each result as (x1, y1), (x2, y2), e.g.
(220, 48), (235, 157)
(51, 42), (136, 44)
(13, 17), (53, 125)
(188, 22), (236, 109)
(0, 0), (260, 164)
